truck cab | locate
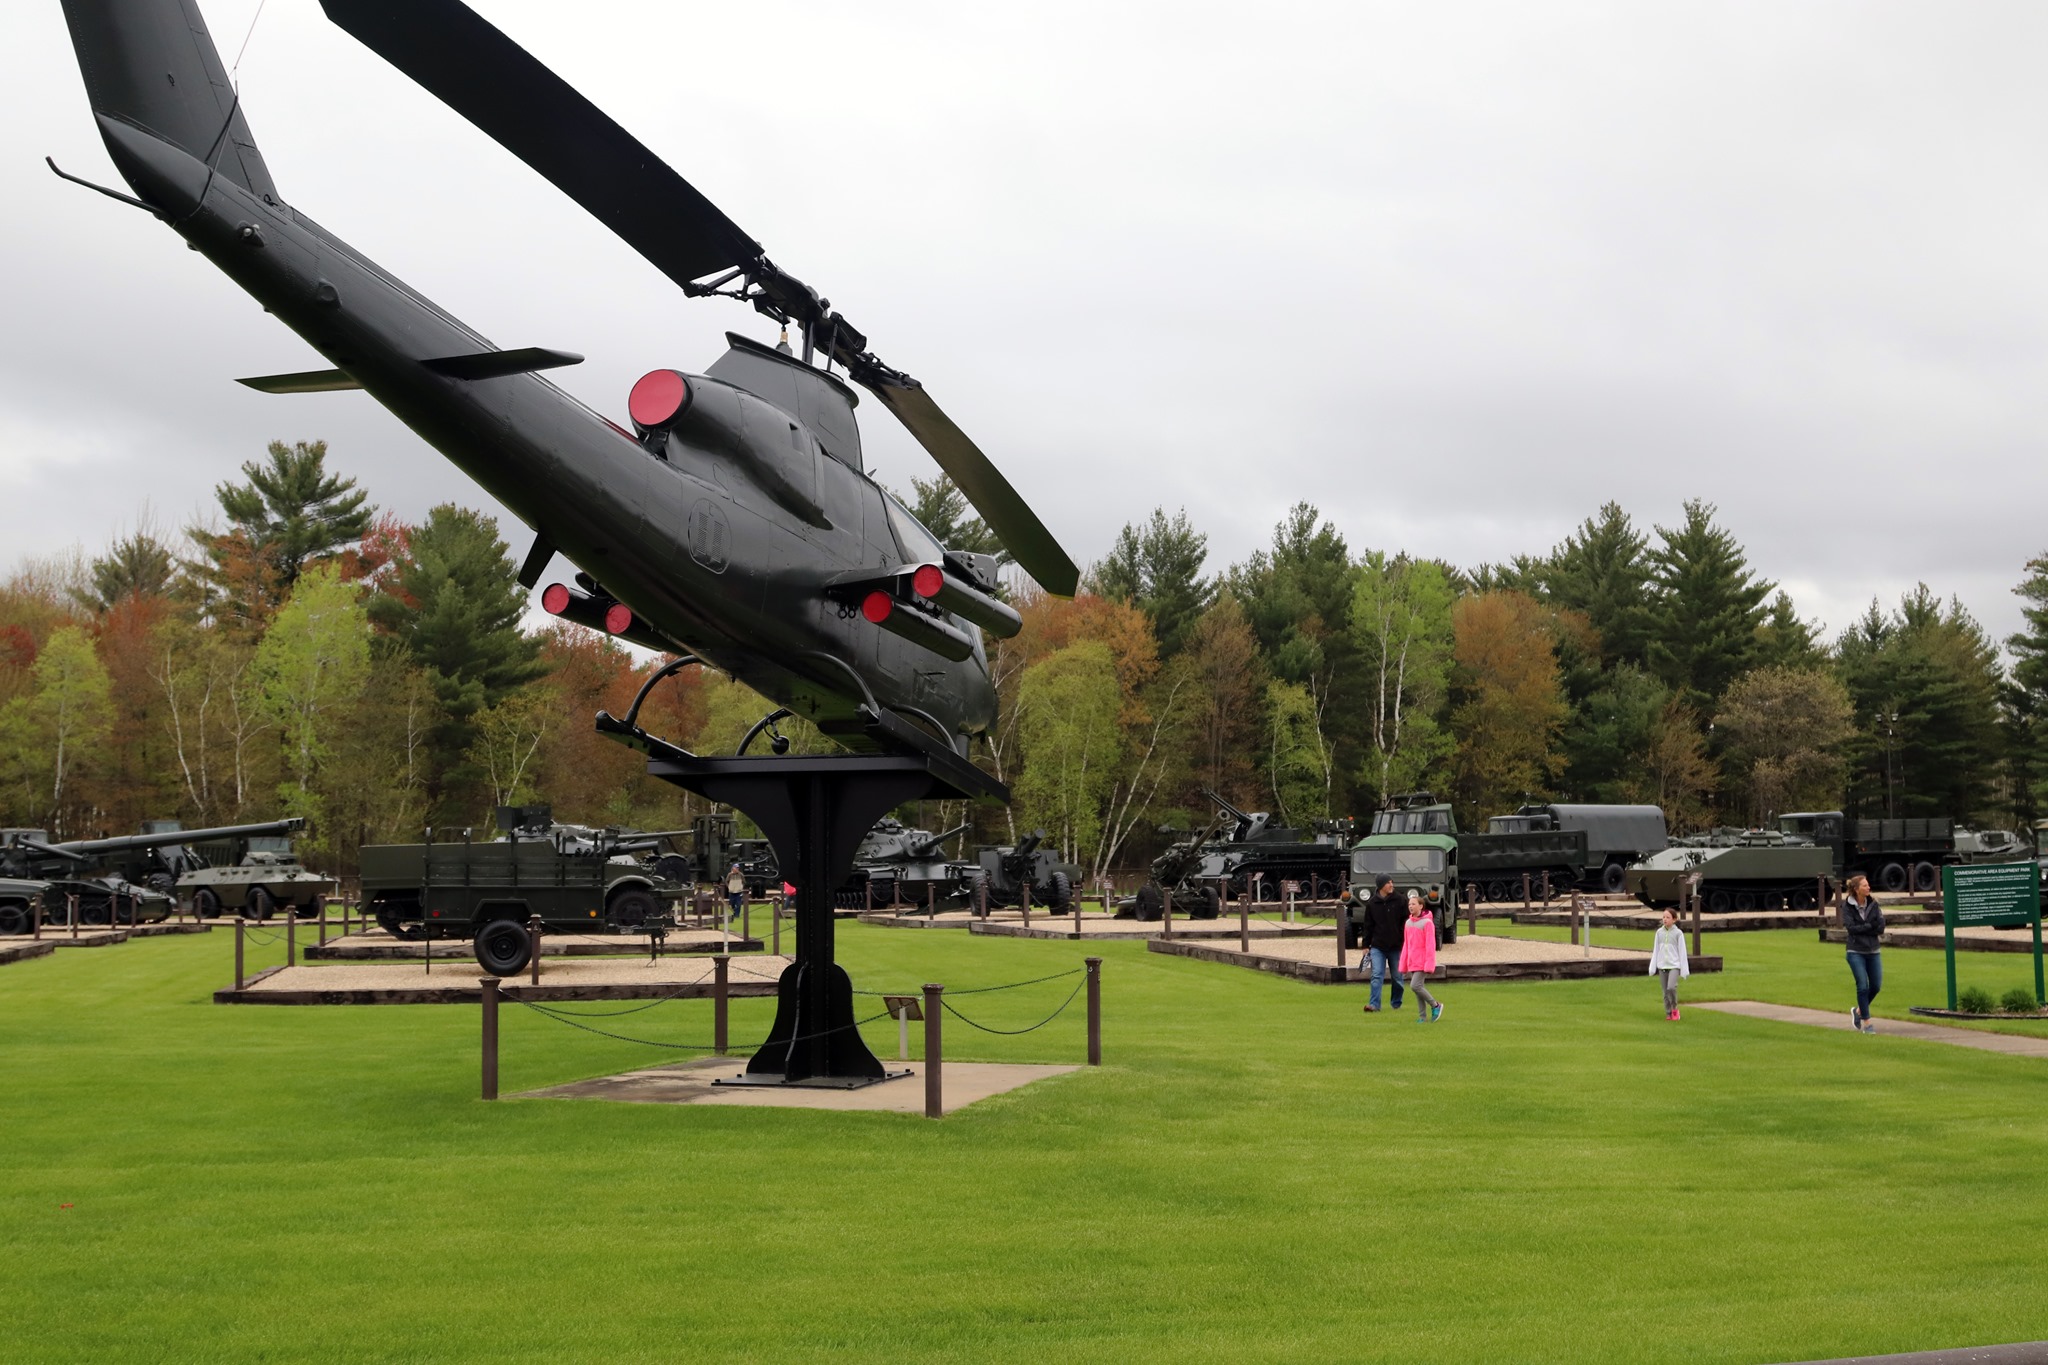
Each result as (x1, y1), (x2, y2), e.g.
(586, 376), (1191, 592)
(1351, 798), (1460, 943)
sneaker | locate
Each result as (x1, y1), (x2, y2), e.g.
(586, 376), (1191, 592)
(1673, 1008), (1681, 1021)
(1431, 1002), (1444, 1023)
(1362, 1004), (1379, 1013)
(1849, 1005), (1861, 1029)
(1862, 1020), (1875, 1034)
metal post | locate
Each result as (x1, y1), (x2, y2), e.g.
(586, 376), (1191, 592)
(772, 894), (782, 956)
(1020, 887), (1031, 929)
(927, 879), (935, 918)
(234, 917), (245, 990)
(318, 901), (328, 948)
(480, 977), (499, 1100)
(922, 983), (943, 1119)
(1521, 873), (1531, 912)
(1466, 884), (1477, 936)
(1161, 887), (1172, 938)
(1570, 895), (1579, 946)
(32, 898), (41, 940)
(1541, 871), (1550, 905)
(1581, 895), (1590, 957)
(528, 915), (541, 986)
(713, 954), (730, 1055)
(1336, 899), (1347, 973)
(1239, 887), (1249, 953)
(742, 897), (751, 945)
(69, 893), (79, 939)
(1086, 956), (1102, 1065)
(1816, 876), (1827, 929)
(1073, 892), (1082, 938)
(287, 911), (297, 967)
(897, 1001), (910, 1061)
(1691, 884), (1703, 958)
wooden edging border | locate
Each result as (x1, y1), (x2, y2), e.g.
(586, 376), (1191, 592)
(0, 940), (58, 966)
(1146, 936), (1723, 984)
(303, 936), (763, 960)
(212, 975), (781, 1006)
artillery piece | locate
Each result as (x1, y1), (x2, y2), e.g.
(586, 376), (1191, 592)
(0, 817), (306, 925)
(974, 831), (1074, 912)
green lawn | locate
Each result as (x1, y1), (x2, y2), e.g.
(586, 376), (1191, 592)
(3, 921), (2046, 1363)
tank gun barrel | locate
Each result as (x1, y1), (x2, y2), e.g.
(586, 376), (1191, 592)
(910, 822), (972, 856)
(49, 817), (306, 858)
(1202, 789), (1251, 824)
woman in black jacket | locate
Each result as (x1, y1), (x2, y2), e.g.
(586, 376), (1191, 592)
(1840, 873), (1884, 1033)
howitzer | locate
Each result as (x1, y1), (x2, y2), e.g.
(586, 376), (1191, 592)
(0, 818), (305, 880)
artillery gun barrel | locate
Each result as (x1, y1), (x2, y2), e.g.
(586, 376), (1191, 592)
(1202, 789), (1251, 825)
(49, 817), (306, 858)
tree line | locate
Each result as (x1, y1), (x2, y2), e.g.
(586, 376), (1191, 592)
(3, 442), (2042, 880)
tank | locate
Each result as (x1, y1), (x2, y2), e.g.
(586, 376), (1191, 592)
(838, 818), (978, 909)
(1626, 829), (1834, 911)
(359, 806), (687, 974)
(0, 822), (292, 925)
(0, 876), (49, 935)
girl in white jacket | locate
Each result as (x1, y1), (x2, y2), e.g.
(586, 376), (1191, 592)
(1649, 908), (1690, 1021)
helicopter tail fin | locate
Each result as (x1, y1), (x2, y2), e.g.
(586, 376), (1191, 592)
(60, 0), (279, 202)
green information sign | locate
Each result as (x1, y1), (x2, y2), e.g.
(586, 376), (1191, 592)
(1939, 862), (2044, 1010)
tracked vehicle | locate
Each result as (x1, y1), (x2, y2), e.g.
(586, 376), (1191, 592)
(1626, 830), (1833, 911)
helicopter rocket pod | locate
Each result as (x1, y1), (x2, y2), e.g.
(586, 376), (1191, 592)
(54, 0), (1077, 773)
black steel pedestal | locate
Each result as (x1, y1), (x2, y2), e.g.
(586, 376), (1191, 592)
(597, 709), (1002, 1085)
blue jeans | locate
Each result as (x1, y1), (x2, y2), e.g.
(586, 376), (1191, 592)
(1368, 947), (1404, 1010)
(1847, 951), (1882, 1021)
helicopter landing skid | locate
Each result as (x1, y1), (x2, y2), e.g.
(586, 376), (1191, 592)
(595, 710), (1005, 1085)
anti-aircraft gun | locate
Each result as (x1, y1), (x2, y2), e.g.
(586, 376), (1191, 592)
(1201, 790), (1353, 901)
(975, 830), (1074, 911)
(838, 818), (978, 910)
(359, 805), (689, 974)
(0, 818), (308, 925)
(650, 811), (780, 895)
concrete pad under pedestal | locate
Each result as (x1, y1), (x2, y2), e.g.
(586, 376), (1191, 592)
(518, 1055), (1080, 1114)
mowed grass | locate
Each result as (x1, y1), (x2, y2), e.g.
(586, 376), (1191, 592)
(4, 920), (2048, 1363)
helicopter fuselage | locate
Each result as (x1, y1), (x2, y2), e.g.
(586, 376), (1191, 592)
(90, 117), (996, 753)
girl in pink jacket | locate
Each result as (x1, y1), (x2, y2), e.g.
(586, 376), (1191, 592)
(1399, 893), (1443, 1022)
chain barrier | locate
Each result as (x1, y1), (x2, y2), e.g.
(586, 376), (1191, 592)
(852, 966), (1082, 998)
(514, 963), (718, 1017)
(510, 995), (895, 1053)
(939, 975), (1086, 1036)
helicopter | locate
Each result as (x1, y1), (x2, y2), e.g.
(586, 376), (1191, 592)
(53, 0), (1079, 775)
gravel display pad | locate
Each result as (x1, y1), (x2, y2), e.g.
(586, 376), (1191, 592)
(303, 928), (759, 959)
(214, 953), (792, 1005)
(520, 1055), (1079, 1114)
(1150, 932), (1722, 983)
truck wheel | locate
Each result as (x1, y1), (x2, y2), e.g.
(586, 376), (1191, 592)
(1877, 862), (1908, 894)
(1045, 871), (1073, 911)
(608, 888), (660, 930)
(1600, 862), (1628, 895)
(1912, 862), (1938, 893)
(0, 902), (27, 935)
(1134, 884), (1163, 922)
(248, 887), (278, 922)
(192, 888), (222, 920)
(474, 919), (532, 975)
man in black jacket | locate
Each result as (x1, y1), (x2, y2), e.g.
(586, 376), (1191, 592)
(1364, 875), (1408, 1013)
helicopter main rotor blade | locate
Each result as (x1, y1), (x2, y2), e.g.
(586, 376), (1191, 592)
(320, 0), (760, 288)
(859, 377), (1080, 598)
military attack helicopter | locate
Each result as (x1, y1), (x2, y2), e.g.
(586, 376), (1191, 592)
(53, 0), (1078, 777)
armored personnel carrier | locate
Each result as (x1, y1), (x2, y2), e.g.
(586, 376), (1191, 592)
(178, 843), (337, 920)
(1626, 829), (1833, 911)
(359, 806), (686, 973)
(837, 818), (978, 909)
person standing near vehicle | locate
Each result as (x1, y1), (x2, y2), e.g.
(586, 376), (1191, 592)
(1840, 873), (1884, 1033)
(1649, 907), (1689, 1021)
(1363, 875), (1407, 1013)
(725, 862), (747, 922)
(1400, 891), (1443, 1022)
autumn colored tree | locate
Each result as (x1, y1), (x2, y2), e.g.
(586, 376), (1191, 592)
(1447, 592), (1566, 824)
(190, 440), (375, 628)
(1179, 595), (1266, 809)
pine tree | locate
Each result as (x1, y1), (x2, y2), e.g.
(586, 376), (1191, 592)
(2007, 553), (2048, 823)
(1838, 587), (2003, 820)
(900, 474), (1001, 559)
(1644, 500), (1772, 715)
(190, 440), (374, 625)
(82, 532), (174, 612)
(1088, 507), (1212, 658)
(1540, 502), (1652, 667)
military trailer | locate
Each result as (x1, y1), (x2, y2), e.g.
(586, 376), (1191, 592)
(360, 809), (685, 973)
(1626, 829), (1834, 911)
(1494, 803), (1668, 893)
(975, 831), (1074, 911)
(1775, 812), (1957, 893)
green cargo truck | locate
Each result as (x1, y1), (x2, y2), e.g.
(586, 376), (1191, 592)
(359, 817), (683, 974)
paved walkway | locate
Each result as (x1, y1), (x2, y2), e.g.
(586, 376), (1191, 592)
(1696, 1001), (2048, 1058)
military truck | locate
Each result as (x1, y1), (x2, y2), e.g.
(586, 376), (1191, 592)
(1775, 812), (1957, 894)
(1490, 803), (1669, 893)
(1627, 829), (1833, 911)
(0, 876), (48, 935)
(1347, 822), (1461, 944)
(359, 808), (686, 973)
(837, 818), (978, 909)
(975, 831), (1075, 911)
(1366, 795), (1579, 905)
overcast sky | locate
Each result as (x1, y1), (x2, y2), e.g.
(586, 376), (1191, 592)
(5, 1), (2046, 650)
